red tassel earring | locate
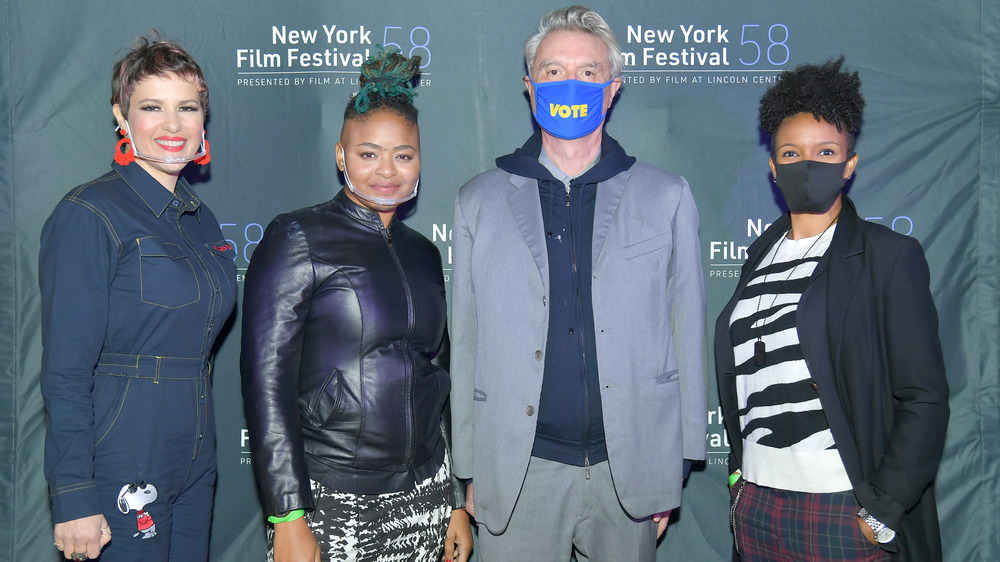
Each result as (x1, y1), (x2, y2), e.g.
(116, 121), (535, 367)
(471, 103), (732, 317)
(193, 131), (211, 165)
(114, 128), (135, 166)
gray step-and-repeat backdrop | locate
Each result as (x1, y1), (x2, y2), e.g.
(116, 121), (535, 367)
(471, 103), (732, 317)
(2, 1), (997, 560)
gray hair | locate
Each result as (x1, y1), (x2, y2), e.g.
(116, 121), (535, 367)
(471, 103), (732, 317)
(524, 6), (624, 79)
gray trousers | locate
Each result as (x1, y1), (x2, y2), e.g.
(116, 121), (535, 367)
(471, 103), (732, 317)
(478, 457), (658, 561)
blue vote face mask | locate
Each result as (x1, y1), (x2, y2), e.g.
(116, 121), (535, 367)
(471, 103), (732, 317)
(530, 78), (614, 139)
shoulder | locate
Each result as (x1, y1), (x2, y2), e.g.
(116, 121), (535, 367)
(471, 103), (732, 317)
(395, 219), (434, 246)
(857, 217), (915, 246)
(627, 161), (684, 186)
(258, 205), (324, 253)
(619, 161), (694, 219)
(456, 168), (516, 202)
(246, 207), (326, 278)
(396, 221), (443, 260)
(43, 171), (127, 236)
(265, 200), (337, 235)
(57, 170), (126, 210)
(623, 161), (690, 200)
(853, 218), (929, 278)
(849, 217), (925, 259)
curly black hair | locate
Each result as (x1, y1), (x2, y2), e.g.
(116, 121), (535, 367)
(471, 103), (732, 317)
(759, 57), (865, 154)
(343, 46), (421, 125)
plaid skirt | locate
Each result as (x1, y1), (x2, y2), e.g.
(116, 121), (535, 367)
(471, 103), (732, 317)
(730, 479), (891, 561)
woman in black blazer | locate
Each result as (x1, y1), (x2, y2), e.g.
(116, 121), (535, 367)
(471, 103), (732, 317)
(716, 58), (949, 561)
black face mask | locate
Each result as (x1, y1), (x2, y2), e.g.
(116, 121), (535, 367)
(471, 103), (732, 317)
(773, 159), (849, 213)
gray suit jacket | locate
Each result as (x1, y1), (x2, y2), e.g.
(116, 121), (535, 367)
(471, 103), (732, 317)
(450, 159), (707, 533)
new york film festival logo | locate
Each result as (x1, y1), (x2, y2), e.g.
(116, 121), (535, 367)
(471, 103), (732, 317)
(618, 20), (792, 86)
(234, 22), (434, 88)
(706, 406), (731, 465)
(240, 428), (252, 466)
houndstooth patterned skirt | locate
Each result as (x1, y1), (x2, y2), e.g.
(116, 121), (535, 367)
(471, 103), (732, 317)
(267, 459), (451, 562)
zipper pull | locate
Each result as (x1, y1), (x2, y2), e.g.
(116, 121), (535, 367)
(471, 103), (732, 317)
(565, 184), (571, 207)
(585, 456), (591, 480)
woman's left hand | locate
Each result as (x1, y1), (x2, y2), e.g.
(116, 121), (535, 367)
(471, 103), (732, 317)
(443, 508), (472, 562)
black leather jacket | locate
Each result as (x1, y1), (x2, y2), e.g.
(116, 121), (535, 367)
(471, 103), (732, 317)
(241, 189), (460, 516)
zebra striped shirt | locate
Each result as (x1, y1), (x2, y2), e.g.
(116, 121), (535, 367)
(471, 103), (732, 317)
(728, 225), (851, 493)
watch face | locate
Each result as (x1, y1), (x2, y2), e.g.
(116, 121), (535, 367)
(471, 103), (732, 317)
(876, 527), (896, 543)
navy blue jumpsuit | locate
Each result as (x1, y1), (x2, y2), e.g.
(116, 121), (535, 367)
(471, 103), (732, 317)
(39, 162), (237, 561)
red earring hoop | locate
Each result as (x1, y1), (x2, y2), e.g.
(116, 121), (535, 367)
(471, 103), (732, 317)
(193, 131), (211, 165)
(114, 134), (135, 166)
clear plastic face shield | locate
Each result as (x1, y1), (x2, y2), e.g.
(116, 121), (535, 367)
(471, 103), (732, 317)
(338, 146), (419, 207)
(120, 120), (208, 165)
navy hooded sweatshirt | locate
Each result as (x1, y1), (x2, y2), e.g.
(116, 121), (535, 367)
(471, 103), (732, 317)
(496, 131), (637, 467)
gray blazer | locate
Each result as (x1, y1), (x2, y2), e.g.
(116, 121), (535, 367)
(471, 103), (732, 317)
(450, 160), (707, 533)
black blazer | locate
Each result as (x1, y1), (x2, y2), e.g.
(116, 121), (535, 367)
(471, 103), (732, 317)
(715, 197), (949, 560)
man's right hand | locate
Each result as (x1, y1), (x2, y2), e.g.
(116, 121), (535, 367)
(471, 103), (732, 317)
(273, 517), (321, 562)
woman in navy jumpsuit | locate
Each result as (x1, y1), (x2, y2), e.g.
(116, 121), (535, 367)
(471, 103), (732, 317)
(39, 34), (236, 561)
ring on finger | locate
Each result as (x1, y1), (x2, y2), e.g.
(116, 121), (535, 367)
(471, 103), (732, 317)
(71, 552), (87, 561)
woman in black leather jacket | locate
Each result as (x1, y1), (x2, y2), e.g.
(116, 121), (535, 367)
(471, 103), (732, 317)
(241, 47), (471, 562)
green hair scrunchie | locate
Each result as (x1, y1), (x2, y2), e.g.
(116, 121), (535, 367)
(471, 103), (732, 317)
(352, 45), (421, 114)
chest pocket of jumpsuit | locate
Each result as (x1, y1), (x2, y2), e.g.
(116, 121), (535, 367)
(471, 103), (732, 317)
(205, 240), (237, 284)
(137, 236), (201, 309)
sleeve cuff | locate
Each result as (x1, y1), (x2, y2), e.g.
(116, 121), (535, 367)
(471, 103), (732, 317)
(50, 481), (102, 524)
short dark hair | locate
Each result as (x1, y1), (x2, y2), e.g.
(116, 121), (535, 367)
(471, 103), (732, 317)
(111, 31), (208, 116)
(759, 57), (865, 154)
(343, 46), (420, 125)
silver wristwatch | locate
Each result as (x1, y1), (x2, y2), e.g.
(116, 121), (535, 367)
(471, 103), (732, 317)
(858, 507), (896, 544)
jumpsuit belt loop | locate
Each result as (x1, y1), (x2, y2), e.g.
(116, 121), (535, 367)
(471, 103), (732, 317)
(94, 352), (206, 381)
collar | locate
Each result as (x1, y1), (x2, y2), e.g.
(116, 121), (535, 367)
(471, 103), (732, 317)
(113, 162), (201, 218)
(743, 196), (864, 291)
(332, 188), (393, 231)
(538, 146), (601, 187)
(496, 130), (636, 184)
(751, 195), (863, 260)
(831, 195), (864, 258)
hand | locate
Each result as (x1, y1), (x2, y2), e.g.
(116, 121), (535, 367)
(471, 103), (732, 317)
(464, 483), (475, 520)
(54, 514), (111, 560)
(273, 517), (321, 562)
(858, 516), (878, 546)
(443, 508), (473, 562)
(651, 510), (672, 539)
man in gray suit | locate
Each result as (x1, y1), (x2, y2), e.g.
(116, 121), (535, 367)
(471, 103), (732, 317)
(450, 5), (707, 560)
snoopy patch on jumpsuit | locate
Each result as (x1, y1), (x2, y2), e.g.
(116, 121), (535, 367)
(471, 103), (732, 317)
(118, 482), (158, 539)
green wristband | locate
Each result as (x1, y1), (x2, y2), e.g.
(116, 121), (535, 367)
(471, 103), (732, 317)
(267, 509), (305, 524)
(728, 471), (741, 488)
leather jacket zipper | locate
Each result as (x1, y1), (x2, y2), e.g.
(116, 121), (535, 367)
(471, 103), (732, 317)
(382, 222), (416, 466)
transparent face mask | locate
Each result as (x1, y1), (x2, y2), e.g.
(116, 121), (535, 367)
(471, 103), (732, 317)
(121, 120), (207, 165)
(339, 146), (419, 207)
